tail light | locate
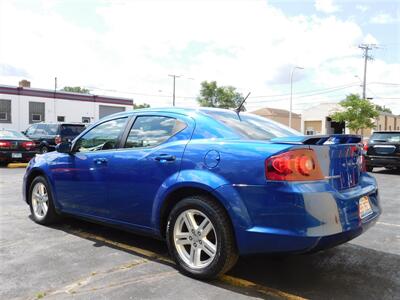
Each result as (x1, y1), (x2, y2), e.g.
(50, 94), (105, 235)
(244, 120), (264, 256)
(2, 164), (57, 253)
(265, 149), (324, 181)
(0, 141), (12, 149)
(21, 141), (35, 150)
(55, 135), (62, 145)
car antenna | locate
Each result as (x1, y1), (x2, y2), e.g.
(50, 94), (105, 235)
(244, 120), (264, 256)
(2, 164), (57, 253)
(235, 92), (251, 114)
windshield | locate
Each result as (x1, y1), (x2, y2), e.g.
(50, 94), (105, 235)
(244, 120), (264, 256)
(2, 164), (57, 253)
(60, 125), (86, 136)
(370, 132), (400, 143)
(204, 110), (300, 140)
(0, 130), (27, 139)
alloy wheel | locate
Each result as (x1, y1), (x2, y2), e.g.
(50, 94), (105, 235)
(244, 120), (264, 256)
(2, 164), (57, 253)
(173, 209), (217, 269)
(31, 182), (49, 219)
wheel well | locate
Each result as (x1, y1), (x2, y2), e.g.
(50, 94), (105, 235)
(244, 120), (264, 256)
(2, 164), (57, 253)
(159, 187), (233, 238)
(25, 169), (45, 203)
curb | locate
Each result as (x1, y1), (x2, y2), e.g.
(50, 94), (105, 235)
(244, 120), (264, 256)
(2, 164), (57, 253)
(7, 163), (28, 168)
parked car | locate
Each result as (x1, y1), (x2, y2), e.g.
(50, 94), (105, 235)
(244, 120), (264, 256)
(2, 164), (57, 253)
(0, 129), (37, 164)
(22, 108), (380, 279)
(23, 122), (86, 153)
(364, 131), (400, 172)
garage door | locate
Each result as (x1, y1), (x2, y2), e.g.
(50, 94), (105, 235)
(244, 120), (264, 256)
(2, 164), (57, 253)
(99, 105), (126, 119)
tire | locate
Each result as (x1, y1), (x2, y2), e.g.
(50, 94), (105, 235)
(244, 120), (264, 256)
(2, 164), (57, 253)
(366, 166), (373, 172)
(40, 146), (49, 154)
(29, 176), (60, 225)
(166, 195), (238, 280)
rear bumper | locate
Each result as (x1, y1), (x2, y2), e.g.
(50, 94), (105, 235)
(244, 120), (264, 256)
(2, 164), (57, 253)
(214, 173), (380, 255)
(365, 155), (400, 167)
(0, 151), (37, 163)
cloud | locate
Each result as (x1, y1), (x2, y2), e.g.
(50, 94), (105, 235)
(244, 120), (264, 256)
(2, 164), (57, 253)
(0, 64), (29, 77)
(314, 0), (340, 14)
(0, 0), (399, 114)
(356, 5), (369, 13)
(370, 13), (399, 24)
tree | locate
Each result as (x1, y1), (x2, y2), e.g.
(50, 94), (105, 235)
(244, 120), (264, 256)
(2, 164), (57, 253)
(61, 86), (91, 94)
(196, 81), (244, 110)
(133, 103), (150, 109)
(330, 94), (379, 134)
(375, 104), (392, 114)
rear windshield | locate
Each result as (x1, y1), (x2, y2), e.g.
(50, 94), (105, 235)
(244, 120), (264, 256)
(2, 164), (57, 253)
(204, 110), (299, 140)
(370, 132), (400, 143)
(60, 125), (86, 136)
(0, 130), (26, 139)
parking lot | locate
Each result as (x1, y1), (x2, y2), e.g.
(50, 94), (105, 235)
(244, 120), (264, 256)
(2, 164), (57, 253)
(1, 167), (399, 300)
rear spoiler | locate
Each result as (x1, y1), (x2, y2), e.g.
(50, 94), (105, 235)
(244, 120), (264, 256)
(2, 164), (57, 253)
(270, 134), (362, 145)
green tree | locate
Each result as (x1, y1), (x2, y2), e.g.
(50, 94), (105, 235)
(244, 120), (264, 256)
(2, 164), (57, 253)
(61, 86), (91, 94)
(133, 103), (150, 109)
(330, 94), (379, 134)
(196, 81), (244, 110)
(375, 104), (392, 114)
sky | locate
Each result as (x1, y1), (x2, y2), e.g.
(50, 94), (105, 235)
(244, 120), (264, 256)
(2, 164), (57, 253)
(0, 0), (399, 113)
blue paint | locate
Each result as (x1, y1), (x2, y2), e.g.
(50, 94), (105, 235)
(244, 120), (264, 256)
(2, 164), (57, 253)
(23, 107), (381, 255)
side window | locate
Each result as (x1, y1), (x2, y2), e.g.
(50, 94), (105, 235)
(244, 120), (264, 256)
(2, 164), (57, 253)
(125, 116), (186, 148)
(34, 124), (48, 136)
(26, 125), (37, 136)
(75, 118), (127, 152)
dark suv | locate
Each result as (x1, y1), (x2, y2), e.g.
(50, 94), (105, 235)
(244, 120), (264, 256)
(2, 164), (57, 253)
(365, 131), (400, 172)
(24, 123), (86, 153)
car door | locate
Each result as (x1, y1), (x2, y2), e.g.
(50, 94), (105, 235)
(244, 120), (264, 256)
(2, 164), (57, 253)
(49, 117), (129, 217)
(107, 113), (194, 228)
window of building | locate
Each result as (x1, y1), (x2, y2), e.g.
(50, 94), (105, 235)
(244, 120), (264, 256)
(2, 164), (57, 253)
(29, 102), (45, 124)
(389, 125), (392, 130)
(0, 99), (11, 123)
(125, 116), (186, 148)
(379, 124), (382, 130)
(75, 118), (127, 152)
(82, 117), (91, 123)
(32, 114), (42, 122)
(57, 116), (65, 122)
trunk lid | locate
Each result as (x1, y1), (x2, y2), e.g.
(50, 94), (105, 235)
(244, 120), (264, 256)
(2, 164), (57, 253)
(271, 135), (363, 190)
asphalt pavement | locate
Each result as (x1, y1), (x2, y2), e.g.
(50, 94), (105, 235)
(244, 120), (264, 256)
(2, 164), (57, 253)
(0, 167), (399, 300)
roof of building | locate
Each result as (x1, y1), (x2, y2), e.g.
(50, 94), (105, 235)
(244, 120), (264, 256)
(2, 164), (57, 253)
(0, 84), (133, 106)
(251, 107), (301, 118)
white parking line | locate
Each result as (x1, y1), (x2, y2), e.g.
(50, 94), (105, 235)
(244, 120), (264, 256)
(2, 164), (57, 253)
(377, 222), (400, 228)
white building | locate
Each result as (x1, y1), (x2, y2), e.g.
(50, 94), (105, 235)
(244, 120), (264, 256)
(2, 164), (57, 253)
(0, 81), (133, 131)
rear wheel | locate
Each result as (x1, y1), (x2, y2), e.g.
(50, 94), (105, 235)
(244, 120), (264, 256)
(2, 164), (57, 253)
(166, 196), (238, 280)
(29, 176), (60, 224)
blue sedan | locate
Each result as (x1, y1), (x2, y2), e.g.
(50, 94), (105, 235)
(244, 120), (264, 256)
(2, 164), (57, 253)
(23, 108), (380, 279)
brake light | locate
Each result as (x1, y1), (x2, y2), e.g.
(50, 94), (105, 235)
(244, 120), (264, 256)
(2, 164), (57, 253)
(265, 149), (324, 181)
(363, 144), (368, 152)
(0, 141), (12, 149)
(21, 141), (35, 150)
(55, 135), (62, 145)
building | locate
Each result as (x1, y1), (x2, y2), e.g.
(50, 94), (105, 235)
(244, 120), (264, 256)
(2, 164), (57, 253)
(252, 107), (301, 131)
(0, 81), (133, 131)
(301, 103), (400, 137)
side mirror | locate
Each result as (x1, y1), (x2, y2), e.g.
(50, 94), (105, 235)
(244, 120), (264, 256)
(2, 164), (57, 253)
(56, 142), (72, 153)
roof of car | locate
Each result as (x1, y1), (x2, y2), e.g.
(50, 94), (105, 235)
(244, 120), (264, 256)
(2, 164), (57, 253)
(111, 107), (238, 118)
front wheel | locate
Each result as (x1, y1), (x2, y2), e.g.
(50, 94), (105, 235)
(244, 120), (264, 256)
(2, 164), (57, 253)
(40, 146), (49, 154)
(166, 196), (238, 280)
(29, 176), (60, 224)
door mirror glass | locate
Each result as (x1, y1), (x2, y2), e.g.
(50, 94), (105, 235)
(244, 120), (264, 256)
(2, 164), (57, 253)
(56, 142), (72, 153)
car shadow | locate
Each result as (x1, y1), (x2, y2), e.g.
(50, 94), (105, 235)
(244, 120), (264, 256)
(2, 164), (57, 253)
(46, 216), (400, 300)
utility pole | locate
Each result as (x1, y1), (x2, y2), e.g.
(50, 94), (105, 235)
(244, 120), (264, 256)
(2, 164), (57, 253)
(289, 66), (304, 129)
(358, 44), (377, 100)
(168, 74), (181, 106)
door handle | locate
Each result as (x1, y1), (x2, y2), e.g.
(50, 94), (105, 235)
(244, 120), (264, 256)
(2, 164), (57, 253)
(93, 158), (108, 165)
(154, 154), (176, 162)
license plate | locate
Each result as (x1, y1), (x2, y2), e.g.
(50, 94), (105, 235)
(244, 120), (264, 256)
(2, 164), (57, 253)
(359, 196), (373, 219)
(12, 153), (22, 158)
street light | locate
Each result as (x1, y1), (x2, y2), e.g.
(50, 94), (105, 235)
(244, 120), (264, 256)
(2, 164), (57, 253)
(289, 66), (304, 129)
